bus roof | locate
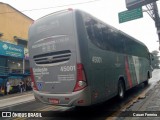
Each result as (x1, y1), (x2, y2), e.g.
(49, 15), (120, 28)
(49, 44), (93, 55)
(35, 8), (74, 22)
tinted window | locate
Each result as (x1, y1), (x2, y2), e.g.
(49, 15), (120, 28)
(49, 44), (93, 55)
(83, 15), (124, 53)
(84, 16), (104, 49)
(124, 36), (136, 55)
(82, 12), (148, 55)
(101, 24), (124, 53)
(124, 36), (149, 59)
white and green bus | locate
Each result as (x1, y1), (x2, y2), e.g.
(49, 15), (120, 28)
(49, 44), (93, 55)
(28, 9), (152, 106)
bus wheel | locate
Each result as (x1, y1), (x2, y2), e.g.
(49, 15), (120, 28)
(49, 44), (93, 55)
(144, 73), (150, 86)
(144, 80), (149, 86)
(118, 80), (125, 99)
(144, 78), (149, 86)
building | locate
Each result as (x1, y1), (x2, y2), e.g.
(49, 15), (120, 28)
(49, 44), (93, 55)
(0, 2), (33, 94)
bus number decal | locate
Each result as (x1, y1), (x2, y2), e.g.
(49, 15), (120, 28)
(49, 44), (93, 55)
(92, 56), (102, 63)
(60, 66), (76, 72)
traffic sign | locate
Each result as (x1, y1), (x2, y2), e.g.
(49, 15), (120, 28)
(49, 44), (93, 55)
(126, 0), (158, 10)
(118, 8), (143, 23)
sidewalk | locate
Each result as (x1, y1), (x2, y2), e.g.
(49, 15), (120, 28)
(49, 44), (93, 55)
(0, 90), (33, 100)
(118, 80), (160, 120)
(0, 91), (34, 108)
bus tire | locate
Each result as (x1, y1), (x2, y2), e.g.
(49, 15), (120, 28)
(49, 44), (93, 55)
(118, 80), (125, 99)
(144, 80), (148, 86)
(144, 73), (149, 86)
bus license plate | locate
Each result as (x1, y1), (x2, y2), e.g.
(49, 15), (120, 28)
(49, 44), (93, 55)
(48, 98), (59, 104)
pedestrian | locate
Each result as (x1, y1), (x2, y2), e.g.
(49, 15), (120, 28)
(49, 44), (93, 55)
(22, 81), (25, 92)
(26, 80), (32, 91)
(19, 81), (23, 93)
(6, 81), (10, 95)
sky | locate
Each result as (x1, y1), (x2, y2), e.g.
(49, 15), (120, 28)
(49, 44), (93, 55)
(0, 0), (160, 52)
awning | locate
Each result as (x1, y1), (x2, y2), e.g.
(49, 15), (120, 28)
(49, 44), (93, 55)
(8, 76), (24, 79)
(24, 72), (30, 76)
(0, 78), (3, 84)
(9, 73), (24, 76)
(0, 78), (4, 84)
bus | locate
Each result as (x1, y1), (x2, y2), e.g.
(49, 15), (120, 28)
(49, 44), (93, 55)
(28, 9), (152, 107)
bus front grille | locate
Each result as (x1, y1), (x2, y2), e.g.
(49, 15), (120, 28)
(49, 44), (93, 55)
(33, 50), (71, 66)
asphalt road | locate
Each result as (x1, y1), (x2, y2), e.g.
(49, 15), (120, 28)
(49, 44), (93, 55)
(0, 69), (159, 120)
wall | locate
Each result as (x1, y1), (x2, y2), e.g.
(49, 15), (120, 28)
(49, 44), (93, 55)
(0, 2), (33, 43)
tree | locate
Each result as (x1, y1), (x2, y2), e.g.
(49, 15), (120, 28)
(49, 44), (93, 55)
(151, 50), (160, 69)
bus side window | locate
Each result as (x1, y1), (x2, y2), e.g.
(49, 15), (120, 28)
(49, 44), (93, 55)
(85, 20), (94, 42)
(124, 36), (138, 56)
(92, 22), (104, 49)
(101, 25), (124, 53)
(84, 14), (124, 53)
(84, 16), (104, 50)
(101, 25), (113, 51)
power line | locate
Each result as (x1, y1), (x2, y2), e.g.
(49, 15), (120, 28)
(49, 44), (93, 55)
(0, 0), (101, 14)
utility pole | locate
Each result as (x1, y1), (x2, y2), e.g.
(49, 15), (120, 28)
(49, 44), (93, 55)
(153, 2), (160, 50)
(125, 0), (160, 50)
(146, 1), (160, 50)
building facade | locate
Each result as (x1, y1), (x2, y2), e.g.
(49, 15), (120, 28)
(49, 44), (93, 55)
(0, 2), (33, 94)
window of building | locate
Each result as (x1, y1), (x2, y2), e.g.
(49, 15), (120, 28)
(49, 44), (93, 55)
(0, 33), (3, 37)
(17, 40), (27, 48)
(14, 36), (28, 48)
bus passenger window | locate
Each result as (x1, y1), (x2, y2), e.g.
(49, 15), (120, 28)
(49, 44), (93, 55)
(85, 17), (104, 49)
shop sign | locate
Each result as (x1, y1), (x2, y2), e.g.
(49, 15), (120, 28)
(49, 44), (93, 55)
(0, 41), (24, 58)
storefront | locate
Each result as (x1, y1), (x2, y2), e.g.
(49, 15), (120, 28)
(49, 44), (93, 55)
(0, 41), (31, 94)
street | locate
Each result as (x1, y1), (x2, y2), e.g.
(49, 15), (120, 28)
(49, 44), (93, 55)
(0, 1), (160, 120)
(0, 69), (160, 120)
